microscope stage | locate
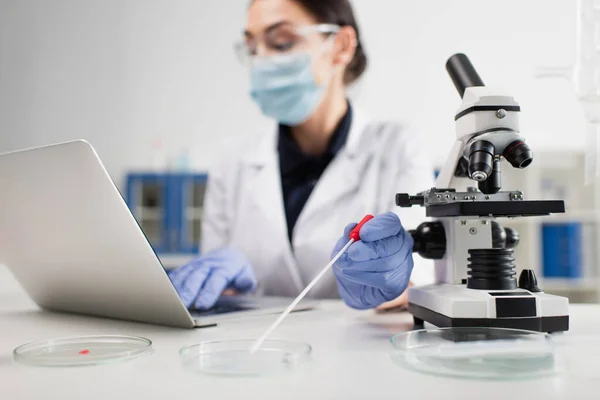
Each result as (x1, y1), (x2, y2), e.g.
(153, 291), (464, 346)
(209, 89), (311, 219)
(408, 284), (569, 332)
(425, 200), (565, 218)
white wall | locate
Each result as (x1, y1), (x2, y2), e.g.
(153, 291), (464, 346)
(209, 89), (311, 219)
(0, 0), (584, 188)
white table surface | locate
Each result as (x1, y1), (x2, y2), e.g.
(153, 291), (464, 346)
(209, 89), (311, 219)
(2, 265), (600, 400)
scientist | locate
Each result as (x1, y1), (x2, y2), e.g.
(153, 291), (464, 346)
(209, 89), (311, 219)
(168, 0), (434, 311)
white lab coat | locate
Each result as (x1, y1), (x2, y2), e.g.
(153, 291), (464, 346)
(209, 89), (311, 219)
(202, 108), (435, 299)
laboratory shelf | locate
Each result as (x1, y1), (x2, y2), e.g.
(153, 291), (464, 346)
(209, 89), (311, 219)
(541, 278), (599, 292)
(133, 208), (164, 221)
(158, 254), (196, 270)
(184, 208), (204, 220)
(543, 210), (600, 223)
(126, 172), (208, 256)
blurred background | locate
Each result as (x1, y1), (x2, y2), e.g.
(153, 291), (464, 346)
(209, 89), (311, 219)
(0, 0), (597, 302)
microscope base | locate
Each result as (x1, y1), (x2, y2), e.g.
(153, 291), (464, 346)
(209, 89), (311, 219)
(408, 284), (569, 333)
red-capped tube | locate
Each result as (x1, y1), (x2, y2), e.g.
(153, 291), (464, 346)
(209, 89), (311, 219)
(349, 214), (375, 242)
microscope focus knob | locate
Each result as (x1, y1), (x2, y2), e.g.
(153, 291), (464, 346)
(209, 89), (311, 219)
(409, 222), (446, 259)
(491, 223), (520, 249)
(518, 269), (542, 293)
(491, 221), (507, 249)
(505, 227), (520, 249)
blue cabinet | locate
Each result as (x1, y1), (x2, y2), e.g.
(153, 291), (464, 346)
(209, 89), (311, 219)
(126, 173), (208, 255)
(542, 223), (582, 278)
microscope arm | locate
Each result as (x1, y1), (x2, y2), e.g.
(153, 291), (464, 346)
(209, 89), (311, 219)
(435, 141), (466, 189)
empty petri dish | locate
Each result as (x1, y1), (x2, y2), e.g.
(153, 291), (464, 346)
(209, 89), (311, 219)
(390, 327), (558, 380)
(14, 335), (152, 367)
(179, 339), (311, 376)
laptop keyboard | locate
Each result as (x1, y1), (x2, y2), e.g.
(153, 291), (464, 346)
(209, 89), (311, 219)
(189, 299), (254, 317)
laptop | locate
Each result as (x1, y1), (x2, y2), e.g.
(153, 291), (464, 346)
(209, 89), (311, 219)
(0, 140), (315, 328)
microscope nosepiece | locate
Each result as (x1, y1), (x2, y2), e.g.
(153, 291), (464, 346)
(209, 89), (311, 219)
(468, 140), (495, 181)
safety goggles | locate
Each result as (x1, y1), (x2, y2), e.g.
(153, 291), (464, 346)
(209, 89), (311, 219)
(234, 23), (340, 66)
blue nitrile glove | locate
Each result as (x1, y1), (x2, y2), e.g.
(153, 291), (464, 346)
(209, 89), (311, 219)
(168, 247), (257, 310)
(332, 212), (414, 310)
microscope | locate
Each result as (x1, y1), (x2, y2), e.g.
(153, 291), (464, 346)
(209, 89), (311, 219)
(397, 54), (570, 333)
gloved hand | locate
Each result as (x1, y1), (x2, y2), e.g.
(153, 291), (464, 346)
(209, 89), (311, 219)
(332, 212), (414, 310)
(168, 247), (257, 310)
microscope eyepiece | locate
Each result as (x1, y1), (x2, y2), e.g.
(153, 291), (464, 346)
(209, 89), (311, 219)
(446, 53), (485, 98)
(468, 140), (495, 181)
(504, 141), (533, 169)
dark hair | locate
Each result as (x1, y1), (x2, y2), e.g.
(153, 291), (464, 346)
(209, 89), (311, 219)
(292, 0), (368, 85)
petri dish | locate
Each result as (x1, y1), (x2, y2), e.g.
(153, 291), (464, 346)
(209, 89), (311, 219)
(390, 327), (558, 380)
(179, 339), (311, 376)
(14, 335), (152, 367)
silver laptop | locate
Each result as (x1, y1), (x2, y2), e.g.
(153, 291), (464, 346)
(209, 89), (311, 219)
(0, 140), (314, 328)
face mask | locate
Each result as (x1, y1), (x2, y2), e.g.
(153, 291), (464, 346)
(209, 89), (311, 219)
(249, 52), (326, 126)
